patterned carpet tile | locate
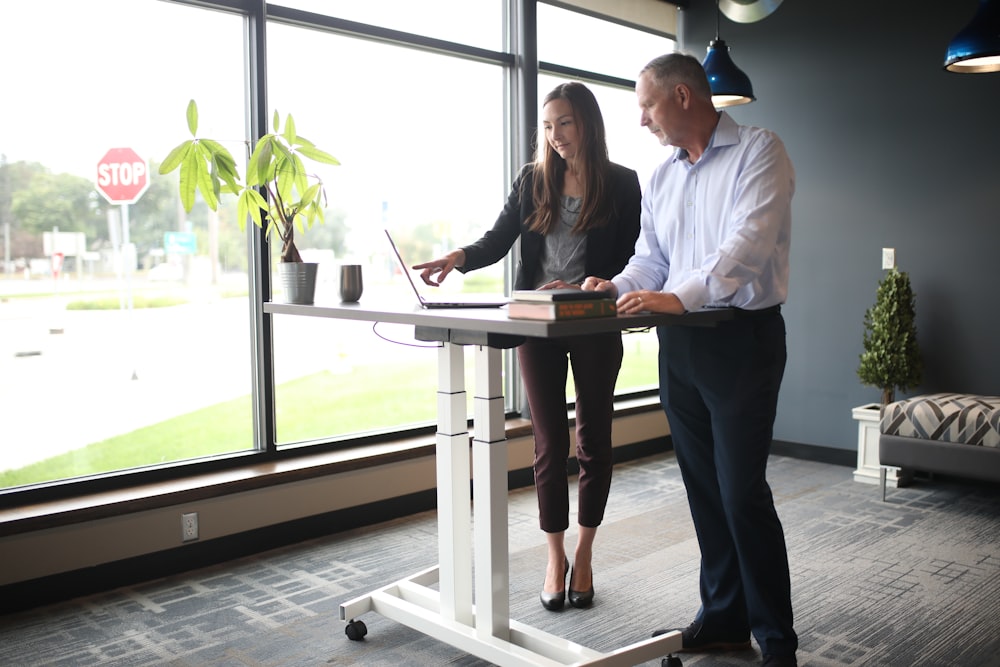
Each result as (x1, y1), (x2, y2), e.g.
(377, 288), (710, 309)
(1, 454), (999, 666)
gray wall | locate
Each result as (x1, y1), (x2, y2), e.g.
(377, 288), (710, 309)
(678, 0), (1000, 451)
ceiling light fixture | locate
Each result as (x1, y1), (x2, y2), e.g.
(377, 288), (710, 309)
(702, 0), (756, 107)
(719, 0), (784, 24)
(944, 0), (1000, 73)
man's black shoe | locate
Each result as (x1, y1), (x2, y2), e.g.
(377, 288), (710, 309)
(762, 653), (797, 666)
(652, 621), (751, 653)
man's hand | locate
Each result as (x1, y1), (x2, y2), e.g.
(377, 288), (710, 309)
(616, 290), (686, 315)
(412, 250), (465, 286)
(581, 276), (617, 297)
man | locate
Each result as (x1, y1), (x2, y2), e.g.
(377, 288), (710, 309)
(583, 53), (797, 667)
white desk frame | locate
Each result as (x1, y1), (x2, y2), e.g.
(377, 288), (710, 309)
(264, 301), (731, 666)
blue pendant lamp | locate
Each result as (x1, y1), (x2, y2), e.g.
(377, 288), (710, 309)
(702, 0), (755, 107)
(945, 0), (1000, 73)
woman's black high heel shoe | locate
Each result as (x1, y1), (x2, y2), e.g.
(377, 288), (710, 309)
(568, 566), (594, 608)
(539, 557), (569, 611)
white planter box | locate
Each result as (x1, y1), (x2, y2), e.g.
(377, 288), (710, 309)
(852, 403), (911, 487)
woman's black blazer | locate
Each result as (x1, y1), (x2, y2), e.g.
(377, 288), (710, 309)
(458, 162), (642, 291)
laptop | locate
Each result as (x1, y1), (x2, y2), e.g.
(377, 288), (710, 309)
(384, 229), (508, 309)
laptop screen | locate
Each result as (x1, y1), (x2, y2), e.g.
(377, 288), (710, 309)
(384, 229), (506, 308)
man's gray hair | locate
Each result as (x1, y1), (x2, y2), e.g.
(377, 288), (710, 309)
(640, 53), (713, 99)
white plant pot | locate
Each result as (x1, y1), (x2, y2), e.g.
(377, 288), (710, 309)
(852, 403), (911, 487)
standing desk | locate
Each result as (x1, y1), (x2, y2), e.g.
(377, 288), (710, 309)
(263, 301), (732, 667)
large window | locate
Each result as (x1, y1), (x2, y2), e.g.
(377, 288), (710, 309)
(538, 2), (675, 81)
(275, 0), (503, 50)
(264, 23), (508, 443)
(0, 0), (255, 489)
(538, 4), (675, 398)
(0, 0), (675, 493)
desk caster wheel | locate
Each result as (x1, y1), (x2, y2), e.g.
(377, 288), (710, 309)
(345, 619), (367, 641)
(661, 655), (682, 667)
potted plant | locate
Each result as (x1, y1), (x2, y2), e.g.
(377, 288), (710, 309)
(852, 266), (923, 485)
(857, 266), (923, 412)
(159, 99), (340, 304)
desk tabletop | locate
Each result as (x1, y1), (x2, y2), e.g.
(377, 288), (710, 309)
(263, 299), (733, 340)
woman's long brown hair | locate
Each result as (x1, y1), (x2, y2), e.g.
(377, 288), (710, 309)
(526, 82), (613, 235)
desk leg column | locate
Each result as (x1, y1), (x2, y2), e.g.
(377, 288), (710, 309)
(472, 344), (509, 641)
(437, 342), (473, 626)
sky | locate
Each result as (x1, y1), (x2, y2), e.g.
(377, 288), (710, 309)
(1, 1), (672, 179)
(1, 0), (673, 262)
(1, 0), (244, 178)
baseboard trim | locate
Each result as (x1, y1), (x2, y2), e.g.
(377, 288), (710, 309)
(772, 440), (855, 467)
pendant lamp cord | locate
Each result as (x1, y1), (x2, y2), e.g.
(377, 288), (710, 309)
(715, 0), (721, 40)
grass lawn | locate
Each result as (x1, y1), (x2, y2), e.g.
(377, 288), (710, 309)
(1, 341), (659, 488)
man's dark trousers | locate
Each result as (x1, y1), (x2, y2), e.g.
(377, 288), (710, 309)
(657, 309), (797, 657)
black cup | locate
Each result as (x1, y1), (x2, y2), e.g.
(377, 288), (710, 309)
(339, 264), (363, 302)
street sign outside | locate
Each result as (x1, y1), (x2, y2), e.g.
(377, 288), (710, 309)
(96, 147), (149, 205)
(42, 231), (86, 257)
(164, 231), (197, 255)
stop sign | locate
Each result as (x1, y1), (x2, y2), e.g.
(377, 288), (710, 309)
(96, 147), (149, 204)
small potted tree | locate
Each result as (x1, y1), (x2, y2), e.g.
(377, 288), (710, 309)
(159, 100), (340, 304)
(852, 266), (923, 484)
(857, 266), (924, 412)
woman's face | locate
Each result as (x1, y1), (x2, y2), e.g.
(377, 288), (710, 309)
(542, 97), (581, 162)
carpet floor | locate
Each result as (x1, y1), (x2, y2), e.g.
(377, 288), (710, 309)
(1, 452), (998, 666)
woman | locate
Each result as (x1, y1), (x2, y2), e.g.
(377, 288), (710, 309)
(413, 82), (641, 611)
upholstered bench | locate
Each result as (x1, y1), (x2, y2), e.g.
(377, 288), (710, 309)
(879, 393), (1000, 500)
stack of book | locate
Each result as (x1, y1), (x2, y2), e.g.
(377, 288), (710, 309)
(507, 288), (617, 320)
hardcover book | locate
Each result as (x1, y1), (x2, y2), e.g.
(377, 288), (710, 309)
(510, 288), (613, 303)
(507, 298), (618, 320)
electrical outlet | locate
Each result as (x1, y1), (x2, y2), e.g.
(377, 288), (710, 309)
(181, 512), (199, 542)
(882, 247), (896, 270)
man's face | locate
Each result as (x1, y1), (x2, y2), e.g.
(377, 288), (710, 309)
(637, 71), (678, 147)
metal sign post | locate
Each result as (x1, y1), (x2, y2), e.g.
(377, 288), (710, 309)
(95, 148), (149, 381)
